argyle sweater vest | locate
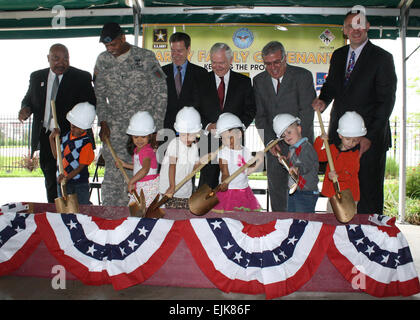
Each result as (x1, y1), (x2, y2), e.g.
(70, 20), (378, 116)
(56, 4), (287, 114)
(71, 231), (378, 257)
(58, 132), (91, 184)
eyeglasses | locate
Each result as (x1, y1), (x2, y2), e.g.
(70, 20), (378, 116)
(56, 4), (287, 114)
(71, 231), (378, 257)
(263, 58), (285, 67)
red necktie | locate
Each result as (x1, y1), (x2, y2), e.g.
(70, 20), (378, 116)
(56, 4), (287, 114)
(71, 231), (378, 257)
(175, 65), (182, 97)
(218, 76), (225, 110)
(276, 78), (280, 95)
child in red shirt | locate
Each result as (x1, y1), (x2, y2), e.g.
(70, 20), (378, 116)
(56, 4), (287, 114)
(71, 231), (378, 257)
(314, 111), (367, 211)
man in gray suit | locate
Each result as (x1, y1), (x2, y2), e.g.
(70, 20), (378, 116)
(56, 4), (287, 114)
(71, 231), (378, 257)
(254, 41), (316, 212)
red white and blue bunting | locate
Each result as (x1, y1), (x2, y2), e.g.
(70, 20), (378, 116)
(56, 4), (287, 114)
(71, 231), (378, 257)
(0, 203), (419, 298)
(0, 211), (41, 275)
(182, 218), (334, 299)
(34, 212), (182, 290)
(328, 214), (420, 297)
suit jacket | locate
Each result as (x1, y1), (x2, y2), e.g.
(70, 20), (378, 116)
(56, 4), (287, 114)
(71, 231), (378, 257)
(21, 66), (96, 156)
(199, 70), (256, 129)
(162, 61), (209, 131)
(319, 40), (397, 150)
(254, 65), (316, 148)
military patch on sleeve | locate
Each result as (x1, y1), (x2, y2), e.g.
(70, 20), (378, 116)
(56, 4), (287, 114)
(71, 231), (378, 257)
(151, 64), (166, 80)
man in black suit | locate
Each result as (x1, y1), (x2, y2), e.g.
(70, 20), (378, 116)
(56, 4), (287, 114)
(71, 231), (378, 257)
(19, 44), (96, 203)
(312, 11), (397, 214)
(197, 42), (256, 189)
(162, 32), (208, 132)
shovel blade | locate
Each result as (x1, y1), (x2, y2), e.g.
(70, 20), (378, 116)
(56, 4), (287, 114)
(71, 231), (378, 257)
(54, 193), (79, 213)
(145, 194), (166, 219)
(330, 189), (356, 223)
(188, 184), (219, 216)
(129, 190), (147, 217)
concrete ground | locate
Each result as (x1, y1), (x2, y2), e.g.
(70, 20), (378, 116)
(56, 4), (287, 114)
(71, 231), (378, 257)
(0, 177), (419, 300)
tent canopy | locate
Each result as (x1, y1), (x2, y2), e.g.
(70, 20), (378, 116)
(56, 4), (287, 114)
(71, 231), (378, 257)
(0, 0), (419, 39)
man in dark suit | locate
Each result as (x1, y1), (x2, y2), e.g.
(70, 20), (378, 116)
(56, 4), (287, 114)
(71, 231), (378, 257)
(162, 32), (208, 132)
(254, 41), (316, 212)
(197, 42), (256, 189)
(312, 11), (397, 214)
(19, 44), (96, 203)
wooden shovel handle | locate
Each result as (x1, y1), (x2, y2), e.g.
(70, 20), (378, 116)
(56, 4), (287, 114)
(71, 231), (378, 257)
(103, 136), (130, 184)
(173, 145), (223, 193)
(51, 100), (67, 196)
(315, 110), (338, 181)
(221, 138), (280, 186)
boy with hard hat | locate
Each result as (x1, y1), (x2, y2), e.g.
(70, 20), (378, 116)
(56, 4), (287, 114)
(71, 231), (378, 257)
(49, 102), (96, 204)
(314, 111), (367, 212)
(159, 106), (202, 209)
(273, 113), (319, 213)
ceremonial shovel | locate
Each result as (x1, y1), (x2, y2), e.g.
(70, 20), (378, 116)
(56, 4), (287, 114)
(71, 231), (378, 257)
(316, 110), (356, 223)
(189, 138), (280, 216)
(51, 100), (79, 213)
(145, 146), (223, 218)
(103, 136), (146, 217)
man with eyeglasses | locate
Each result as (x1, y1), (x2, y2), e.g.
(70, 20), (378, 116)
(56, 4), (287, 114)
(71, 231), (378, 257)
(312, 11), (397, 215)
(254, 41), (316, 212)
(162, 32), (209, 132)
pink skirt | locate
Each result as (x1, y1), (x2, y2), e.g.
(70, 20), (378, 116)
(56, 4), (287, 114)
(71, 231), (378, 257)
(212, 186), (262, 213)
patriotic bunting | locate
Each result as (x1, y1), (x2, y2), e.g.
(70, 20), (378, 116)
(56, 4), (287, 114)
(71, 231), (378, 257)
(0, 206), (418, 298)
(182, 218), (334, 299)
(34, 213), (182, 290)
(327, 215), (420, 297)
(0, 212), (41, 276)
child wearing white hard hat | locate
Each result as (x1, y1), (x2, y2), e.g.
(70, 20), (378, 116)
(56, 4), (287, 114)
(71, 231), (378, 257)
(49, 102), (96, 204)
(117, 111), (159, 207)
(272, 113), (319, 213)
(159, 106), (202, 209)
(314, 111), (367, 212)
(212, 113), (262, 212)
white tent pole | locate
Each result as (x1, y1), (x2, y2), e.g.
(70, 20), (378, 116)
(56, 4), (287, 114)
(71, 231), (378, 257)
(398, 2), (409, 223)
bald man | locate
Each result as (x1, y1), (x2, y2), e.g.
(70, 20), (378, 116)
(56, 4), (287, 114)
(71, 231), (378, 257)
(20, 44), (96, 203)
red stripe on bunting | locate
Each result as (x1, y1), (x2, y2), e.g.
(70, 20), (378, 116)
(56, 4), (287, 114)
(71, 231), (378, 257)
(182, 220), (335, 299)
(0, 217), (41, 276)
(327, 240), (420, 297)
(110, 220), (183, 290)
(34, 213), (110, 286)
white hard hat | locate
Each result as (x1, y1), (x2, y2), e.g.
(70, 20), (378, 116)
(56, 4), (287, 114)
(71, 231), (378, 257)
(66, 102), (96, 130)
(174, 106), (202, 133)
(126, 111), (156, 136)
(337, 111), (367, 137)
(273, 113), (300, 138)
(215, 112), (245, 138)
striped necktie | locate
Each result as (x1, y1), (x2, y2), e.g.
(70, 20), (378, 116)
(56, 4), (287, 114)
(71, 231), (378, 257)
(47, 74), (59, 130)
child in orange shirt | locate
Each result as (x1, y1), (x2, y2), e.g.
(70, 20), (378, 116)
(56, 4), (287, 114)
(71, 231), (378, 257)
(314, 111), (367, 211)
(49, 102), (96, 205)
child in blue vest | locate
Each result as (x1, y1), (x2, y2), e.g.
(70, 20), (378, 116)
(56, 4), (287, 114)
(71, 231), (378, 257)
(49, 102), (96, 205)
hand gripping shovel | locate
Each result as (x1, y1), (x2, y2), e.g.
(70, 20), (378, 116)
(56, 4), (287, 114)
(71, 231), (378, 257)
(189, 138), (280, 216)
(51, 101), (79, 213)
(316, 110), (356, 223)
(146, 146), (223, 218)
(103, 136), (146, 217)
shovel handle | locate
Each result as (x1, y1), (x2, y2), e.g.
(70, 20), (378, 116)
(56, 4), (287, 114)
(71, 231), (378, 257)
(51, 100), (67, 197)
(315, 110), (338, 182)
(221, 138), (280, 186)
(103, 136), (131, 184)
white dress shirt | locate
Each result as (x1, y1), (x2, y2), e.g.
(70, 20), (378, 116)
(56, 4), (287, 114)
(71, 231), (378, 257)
(43, 69), (63, 131)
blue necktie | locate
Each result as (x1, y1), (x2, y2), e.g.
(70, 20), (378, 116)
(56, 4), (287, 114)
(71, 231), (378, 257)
(344, 51), (355, 85)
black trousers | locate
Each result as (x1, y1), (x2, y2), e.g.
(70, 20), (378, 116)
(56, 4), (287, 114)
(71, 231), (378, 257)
(357, 145), (387, 215)
(38, 128), (58, 203)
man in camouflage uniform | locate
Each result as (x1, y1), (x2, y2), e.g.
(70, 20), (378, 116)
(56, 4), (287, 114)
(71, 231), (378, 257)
(94, 22), (167, 207)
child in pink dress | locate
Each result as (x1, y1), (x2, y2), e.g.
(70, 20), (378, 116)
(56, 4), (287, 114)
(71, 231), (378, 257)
(118, 111), (159, 207)
(213, 113), (262, 212)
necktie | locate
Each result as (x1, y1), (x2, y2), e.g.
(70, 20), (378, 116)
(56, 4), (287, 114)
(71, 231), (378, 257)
(47, 74), (59, 130)
(175, 65), (182, 97)
(345, 50), (355, 85)
(276, 78), (280, 95)
(218, 76), (225, 110)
